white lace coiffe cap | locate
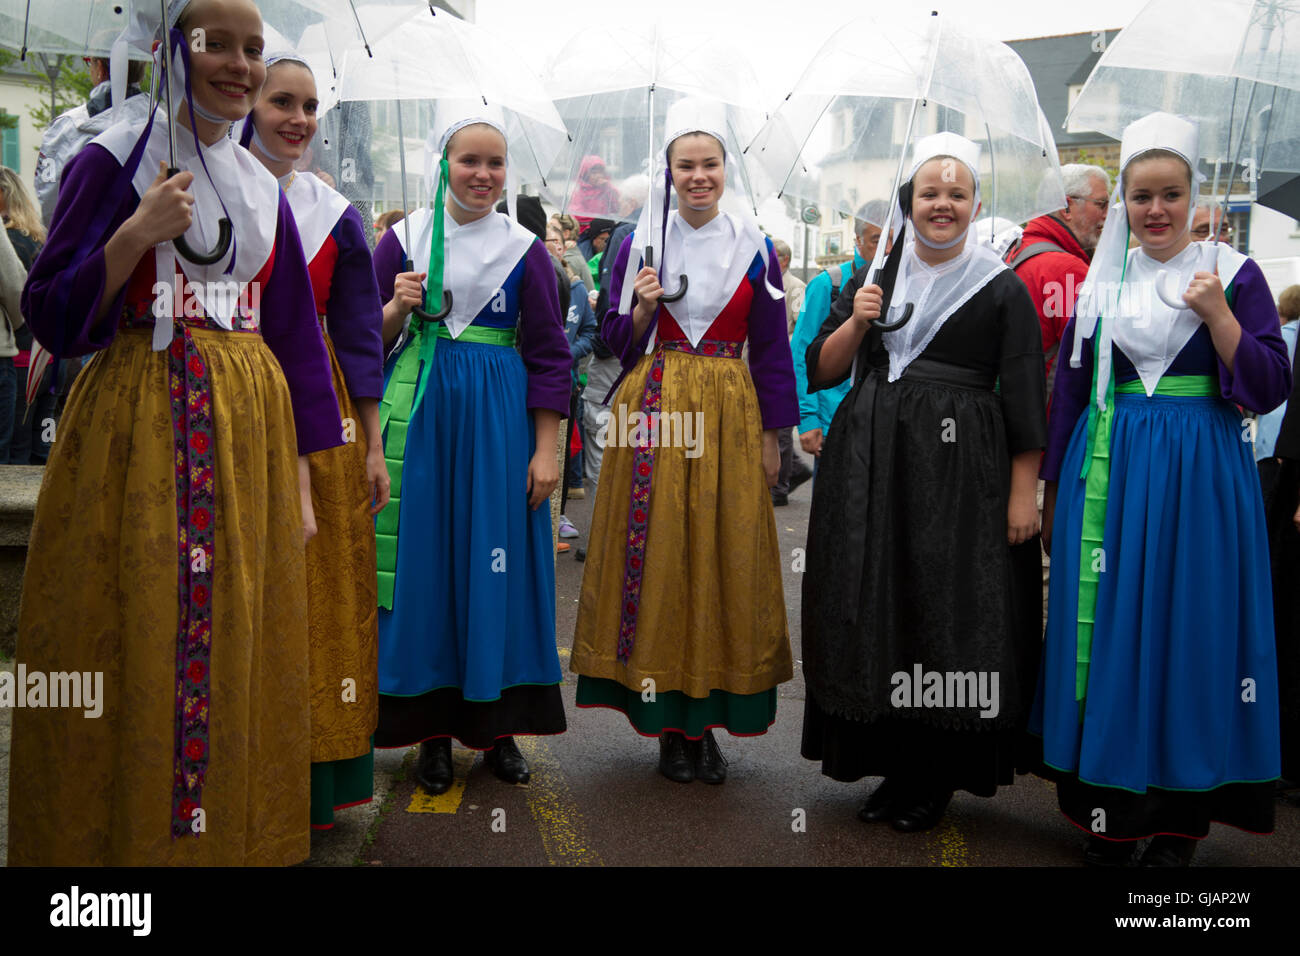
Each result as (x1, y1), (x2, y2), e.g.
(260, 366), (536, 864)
(265, 51), (312, 73)
(908, 131), (981, 186)
(906, 131), (983, 250)
(431, 98), (508, 157)
(663, 97), (728, 156)
(1119, 111), (1198, 174)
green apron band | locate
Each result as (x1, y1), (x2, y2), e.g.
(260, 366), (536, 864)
(1114, 375), (1218, 396)
(435, 324), (517, 346)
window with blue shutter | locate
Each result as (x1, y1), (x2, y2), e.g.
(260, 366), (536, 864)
(0, 110), (18, 170)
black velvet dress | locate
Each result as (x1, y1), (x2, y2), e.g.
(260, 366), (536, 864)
(800, 258), (1047, 797)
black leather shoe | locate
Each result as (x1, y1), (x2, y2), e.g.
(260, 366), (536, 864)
(414, 737), (453, 795)
(658, 732), (694, 783)
(857, 777), (906, 823)
(484, 736), (530, 785)
(1139, 835), (1197, 867)
(890, 788), (953, 833)
(1084, 835), (1136, 867)
(694, 729), (727, 785)
(771, 492), (789, 506)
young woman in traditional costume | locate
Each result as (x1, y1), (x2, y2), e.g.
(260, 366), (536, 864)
(1032, 112), (1292, 866)
(570, 98), (798, 785)
(372, 101), (570, 793)
(8, 0), (340, 865)
(246, 53), (388, 831)
(800, 133), (1047, 832)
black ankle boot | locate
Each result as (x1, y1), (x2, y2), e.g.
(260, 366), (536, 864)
(484, 736), (530, 785)
(658, 732), (694, 783)
(1140, 835), (1198, 867)
(693, 729), (727, 785)
(890, 787), (954, 833)
(1084, 835), (1136, 867)
(857, 777), (905, 823)
(414, 737), (453, 794)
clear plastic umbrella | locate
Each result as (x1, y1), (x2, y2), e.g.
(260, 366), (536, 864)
(539, 21), (788, 300)
(328, 4), (566, 315)
(746, 8), (1065, 310)
(1066, 0), (1300, 307)
(0, 0), (134, 58)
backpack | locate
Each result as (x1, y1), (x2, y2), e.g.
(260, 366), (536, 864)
(1004, 237), (1066, 270)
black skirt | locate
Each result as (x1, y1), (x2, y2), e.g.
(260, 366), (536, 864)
(802, 362), (1044, 734)
(375, 685), (567, 751)
(799, 270), (1048, 794)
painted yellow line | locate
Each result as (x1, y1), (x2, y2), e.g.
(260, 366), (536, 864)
(405, 748), (475, 814)
(557, 647), (571, 661)
(516, 736), (603, 866)
(928, 817), (970, 867)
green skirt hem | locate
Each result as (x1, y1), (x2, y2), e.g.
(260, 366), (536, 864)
(310, 743), (374, 829)
(575, 676), (777, 738)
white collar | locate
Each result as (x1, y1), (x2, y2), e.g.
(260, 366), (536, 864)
(395, 208), (535, 339)
(1113, 241), (1247, 395)
(657, 210), (780, 350)
(282, 170), (350, 265)
(882, 235), (1007, 382)
(95, 111), (280, 347)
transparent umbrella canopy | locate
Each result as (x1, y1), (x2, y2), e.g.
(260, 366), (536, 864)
(331, 5), (567, 191)
(1066, 0), (1300, 205)
(0, 0), (134, 57)
(539, 20), (786, 231)
(746, 9), (1065, 269)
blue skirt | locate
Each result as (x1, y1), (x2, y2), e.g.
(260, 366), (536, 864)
(1032, 393), (1280, 798)
(375, 334), (564, 748)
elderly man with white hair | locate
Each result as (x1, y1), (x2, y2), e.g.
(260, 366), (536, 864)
(1191, 200), (1233, 243)
(1004, 163), (1111, 393)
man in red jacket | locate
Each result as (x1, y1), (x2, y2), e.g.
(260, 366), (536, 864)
(1006, 164), (1112, 389)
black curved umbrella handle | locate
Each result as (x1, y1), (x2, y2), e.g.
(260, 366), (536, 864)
(402, 257), (453, 321)
(644, 247), (688, 304)
(412, 290), (453, 322)
(167, 167), (232, 266)
(869, 267), (913, 332)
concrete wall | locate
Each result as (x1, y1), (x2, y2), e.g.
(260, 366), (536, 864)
(0, 71), (49, 180)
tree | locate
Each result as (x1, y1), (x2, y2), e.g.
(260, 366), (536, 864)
(0, 46), (16, 132)
(25, 53), (89, 130)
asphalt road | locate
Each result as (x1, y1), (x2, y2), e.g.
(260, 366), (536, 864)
(308, 464), (1300, 869)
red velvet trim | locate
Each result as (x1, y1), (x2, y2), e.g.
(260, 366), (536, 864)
(307, 234), (339, 317)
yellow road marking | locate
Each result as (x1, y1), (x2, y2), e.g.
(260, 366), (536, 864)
(928, 817), (970, 867)
(557, 647), (571, 661)
(517, 736), (603, 866)
(405, 748), (475, 814)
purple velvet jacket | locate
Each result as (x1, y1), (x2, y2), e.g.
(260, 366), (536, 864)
(602, 232), (799, 431)
(371, 227), (571, 418)
(1042, 256), (1292, 481)
(22, 143), (341, 456)
(313, 204), (384, 401)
